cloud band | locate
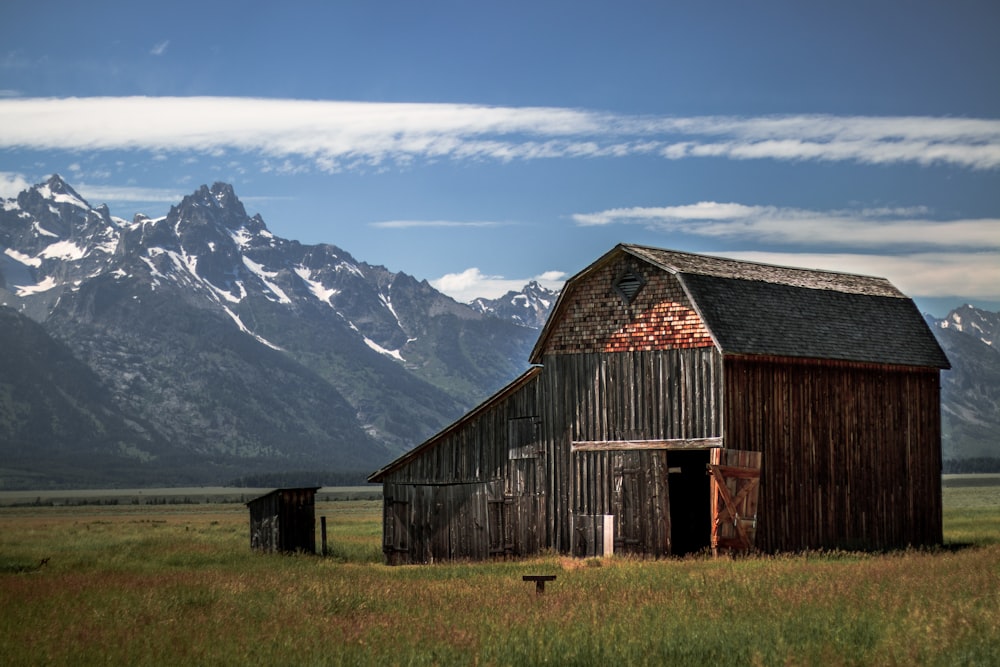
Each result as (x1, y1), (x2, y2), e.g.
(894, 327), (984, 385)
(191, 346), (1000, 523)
(1, 97), (998, 170)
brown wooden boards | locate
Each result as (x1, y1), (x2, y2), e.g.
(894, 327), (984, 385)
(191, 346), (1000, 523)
(709, 449), (762, 555)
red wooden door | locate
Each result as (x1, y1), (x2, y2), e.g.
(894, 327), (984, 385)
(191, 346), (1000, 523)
(709, 449), (762, 555)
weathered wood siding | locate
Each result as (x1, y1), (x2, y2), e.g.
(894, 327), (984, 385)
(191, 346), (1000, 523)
(539, 349), (723, 553)
(723, 355), (943, 552)
(248, 487), (318, 553)
(533, 257), (723, 556)
(378, 372), (544, 564)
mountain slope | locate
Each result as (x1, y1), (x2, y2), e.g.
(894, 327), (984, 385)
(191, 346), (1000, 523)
(0, 306), (170, 488)
(0, 176), (537, 487)
(930, 306), (1000, 461)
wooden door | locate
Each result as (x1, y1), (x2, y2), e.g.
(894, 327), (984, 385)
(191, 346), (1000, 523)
(507, 417), (545, 555)
(709, 449), (762, 555)
(612, 450), (670, 557)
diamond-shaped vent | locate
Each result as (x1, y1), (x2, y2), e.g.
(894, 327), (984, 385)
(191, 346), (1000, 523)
(615, 271), (645, 303)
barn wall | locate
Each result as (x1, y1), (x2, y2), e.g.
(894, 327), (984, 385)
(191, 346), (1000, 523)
(378, 373), (544, 564)
(541, 257), (715, 355)
(533, 258), (723, 556)
(539, 349), (724, 553)
(723, 356), (943, 552)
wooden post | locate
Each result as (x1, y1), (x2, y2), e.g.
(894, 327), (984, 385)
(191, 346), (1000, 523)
(523, 575), (556, 595)
(602, 514), (614, 556)
(320, 516), (328, 556)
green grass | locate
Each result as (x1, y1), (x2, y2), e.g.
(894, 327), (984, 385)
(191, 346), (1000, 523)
(1, 490), (998, 666)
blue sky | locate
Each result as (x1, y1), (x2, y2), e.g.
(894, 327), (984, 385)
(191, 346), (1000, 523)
(1, 1), (998, 314)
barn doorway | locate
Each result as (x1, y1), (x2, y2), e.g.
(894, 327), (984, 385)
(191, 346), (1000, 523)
(667, 449), (711, 556)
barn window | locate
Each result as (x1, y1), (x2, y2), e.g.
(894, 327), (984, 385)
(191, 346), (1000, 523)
(508, 416), (541, 459)
(614, 269), (646, 303)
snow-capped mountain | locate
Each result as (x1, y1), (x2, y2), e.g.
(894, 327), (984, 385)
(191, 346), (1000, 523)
(0, 176), (538, 488)
(936, 305), (1000, 348)
(470, 280), (559, 329)
(928, 306), (1000, 464)
(4, 175), (995, 486)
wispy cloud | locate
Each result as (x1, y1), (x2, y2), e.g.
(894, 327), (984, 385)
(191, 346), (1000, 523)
(573, 202), (1000, 250)
(715, 251), (1000, 300)
(572, 200), (1000, 298)
(1, 97), (998, 171)
(370, 219), (506, 229)
(431, 267), (567, 302)
(150, 40), (170, 56)
(74, 184), (186, 204)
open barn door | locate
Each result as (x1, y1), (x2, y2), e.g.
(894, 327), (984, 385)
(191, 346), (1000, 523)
(709, 449), (762, 555)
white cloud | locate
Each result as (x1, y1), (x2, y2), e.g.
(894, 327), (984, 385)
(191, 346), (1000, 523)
(573, 202), (1000, 250)
(0, 171), (31, 198)
(74, 184), (185, 204)
(370, 219), (505, 229)
(150, 40), (170, 56)
(716, 251), (1000, 300)
(431, 267), (566, 302)
(573, 201), (1000, 299)
(0, 97), (997, 170)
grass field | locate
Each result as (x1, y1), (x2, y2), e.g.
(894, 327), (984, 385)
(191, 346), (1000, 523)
(1, 484), (998, 666)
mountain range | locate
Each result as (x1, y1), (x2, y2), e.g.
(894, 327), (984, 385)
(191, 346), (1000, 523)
(0, 175), (554, 488)
(0, 176), (996, 488)
(928, 306), (1000, 466)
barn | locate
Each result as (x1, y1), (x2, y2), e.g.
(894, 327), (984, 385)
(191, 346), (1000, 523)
(368, 244), (950, 564)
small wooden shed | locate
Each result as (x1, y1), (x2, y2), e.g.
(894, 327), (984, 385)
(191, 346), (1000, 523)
(369, 244), (950, 563)
(247, 487), (320, 553)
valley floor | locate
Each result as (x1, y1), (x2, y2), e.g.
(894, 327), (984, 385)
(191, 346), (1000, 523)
(0, 483), (998, 665)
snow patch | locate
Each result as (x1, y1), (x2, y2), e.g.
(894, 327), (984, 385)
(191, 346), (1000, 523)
(336, 261), (364, 278)
(4, 248), (41, 268)
(209, 280), (245, 304)
(39, 240), (86, 261)
(243, 256), (291, 304)
(32, 222), (59, 238)
(15, 275), (58, 296)
(379, 291), (403, 326)
(52, 191), (89, 209)
(364, 336), (405, 362)
(229, 227), (253, 247)
(220, 305), (283, 350)
(294, 266), (339, 304)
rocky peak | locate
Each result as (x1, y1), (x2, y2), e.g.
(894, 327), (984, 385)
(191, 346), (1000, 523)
(169, 182), (252, 233)
(470, 280), (560, 329)
(937, 304), (1000, 348)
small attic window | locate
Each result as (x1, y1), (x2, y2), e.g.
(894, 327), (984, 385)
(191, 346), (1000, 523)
(614, 269), (646, 303)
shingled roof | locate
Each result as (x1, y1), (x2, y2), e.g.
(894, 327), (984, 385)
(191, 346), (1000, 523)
(532, 244), (950, 369)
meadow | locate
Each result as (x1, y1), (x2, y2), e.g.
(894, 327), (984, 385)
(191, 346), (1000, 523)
(1, 482), (998, 666)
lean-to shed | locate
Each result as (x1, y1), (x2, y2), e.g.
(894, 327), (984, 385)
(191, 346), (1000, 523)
(247, 487), (320, 553)
(369, 244), (950, 563)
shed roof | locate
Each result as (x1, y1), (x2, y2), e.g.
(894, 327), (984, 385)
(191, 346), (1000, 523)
(531, 244), (950, 369)
(246, 487), (321, 506)
(367, 366), (542, 483)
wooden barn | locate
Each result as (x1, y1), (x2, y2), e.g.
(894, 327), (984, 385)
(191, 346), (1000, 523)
(368, 244), (950, 564)
(247, 487), (320, 553)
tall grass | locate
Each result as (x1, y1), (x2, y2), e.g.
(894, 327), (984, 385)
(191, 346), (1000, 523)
(1, 493), (998, 665)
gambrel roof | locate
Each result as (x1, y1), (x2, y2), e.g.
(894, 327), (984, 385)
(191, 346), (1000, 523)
(531, 244), (950, 369)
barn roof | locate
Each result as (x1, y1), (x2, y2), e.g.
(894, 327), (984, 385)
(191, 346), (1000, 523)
(531, 244), (950, 369)
(367, 366), (542, 483)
